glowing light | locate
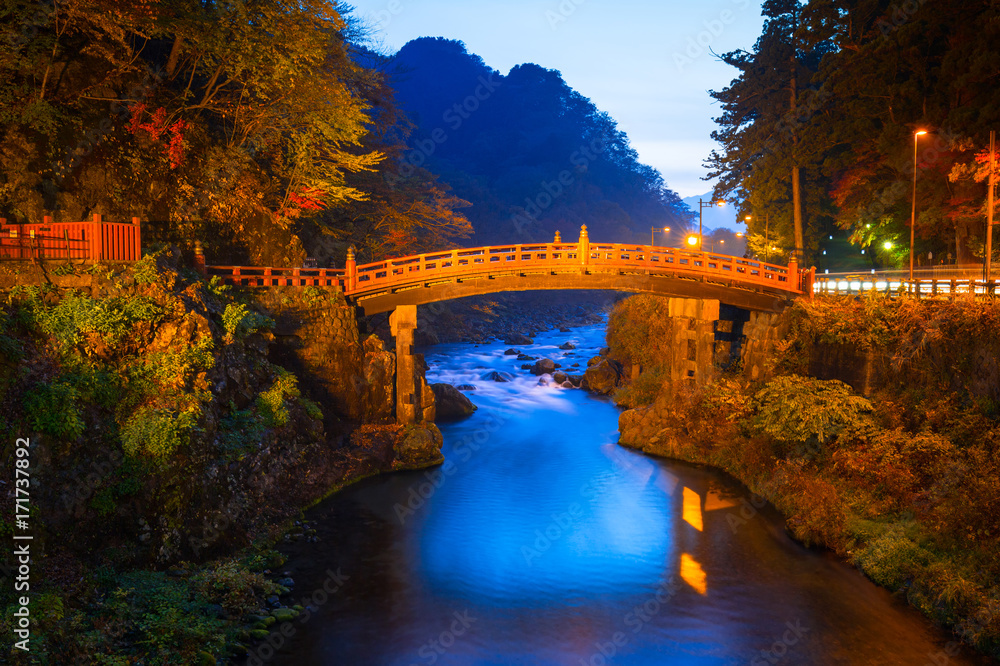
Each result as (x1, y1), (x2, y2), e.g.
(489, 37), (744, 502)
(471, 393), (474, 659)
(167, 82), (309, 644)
(717, 200), (725, 207)
(915, 129), (928, 136)
(686, 235), (699, 247)
(680, 553), (707, 595)
(682, 487), (703, 532)
(883, 240), (893, 250)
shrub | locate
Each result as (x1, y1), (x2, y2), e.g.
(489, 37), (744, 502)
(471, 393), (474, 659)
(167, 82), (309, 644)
(613, 366), (665, 408)
(218, 407), (267, 459)
(747, 375), (875, 453)
(120, 406), (198, 461)
(221, 303), (273, 342)
(24, 380), (84, 440)
(131, 254), (159, 284)
(853, 529), (931, 590)
(29, 292), (165, 353)
(102, 570), (226, 663)
(606, 295), (676, 369)
(255, 370), (300, 428)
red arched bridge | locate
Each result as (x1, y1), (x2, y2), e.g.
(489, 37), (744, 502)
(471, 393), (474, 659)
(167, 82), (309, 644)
(203, 226), (815, 314)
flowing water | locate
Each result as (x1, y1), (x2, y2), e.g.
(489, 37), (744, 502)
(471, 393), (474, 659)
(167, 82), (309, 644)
(274, 322), (992, 666)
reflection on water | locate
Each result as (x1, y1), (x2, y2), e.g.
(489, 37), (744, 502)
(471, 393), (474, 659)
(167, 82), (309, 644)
(277, 323), (993, 666)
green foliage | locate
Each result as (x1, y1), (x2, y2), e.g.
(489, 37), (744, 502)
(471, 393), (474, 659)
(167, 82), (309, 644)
(191, 560), (280, 617)
(853, 529), (932, 590)
(146, 336), (216, 387)
(255, 370), (300, 428)
(222, 303), (273, 342)
(131, 255), (160, 284)
(101, 570), (226, 664)
(22, 291), (165, 353)
(299, 396), (324, 421)
(24, 380), (84, 440)
(205, 276), (230, 300)
(217, 407), (267, 459)
(90, 457), (146, 516)
(120, 407), (198, 462)
(748, 375), (875, 450)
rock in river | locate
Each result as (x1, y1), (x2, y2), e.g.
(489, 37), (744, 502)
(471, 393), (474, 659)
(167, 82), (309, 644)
(431, 383), (478, 421)
(583, 358), (624, 394)
(481, 370), (514, 383)
(530, 358), (557, 376)
(504, 334), (534, 345)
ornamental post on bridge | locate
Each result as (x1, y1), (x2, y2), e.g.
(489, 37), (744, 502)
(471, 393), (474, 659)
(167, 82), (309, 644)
(345, 245), (357, 293)
(787, 256), (798, 291)
(579, 225), (589, 266)
(554, 230), (561, 244)
(193, 240), (206, 276)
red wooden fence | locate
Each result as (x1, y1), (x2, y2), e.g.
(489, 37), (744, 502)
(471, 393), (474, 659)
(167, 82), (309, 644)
(0, 214), (141, 262)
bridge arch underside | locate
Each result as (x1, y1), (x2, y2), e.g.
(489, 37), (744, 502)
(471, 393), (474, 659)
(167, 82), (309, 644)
(352, 272), (793, 315)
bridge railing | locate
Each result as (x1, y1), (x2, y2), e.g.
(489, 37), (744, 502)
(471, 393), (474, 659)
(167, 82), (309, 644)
(203, 234), (811, 298)
(814, 271), (998, 298)
(0, 214), (141, 262)
(205, 265), (347, 289)
(347, 242), (808, 296)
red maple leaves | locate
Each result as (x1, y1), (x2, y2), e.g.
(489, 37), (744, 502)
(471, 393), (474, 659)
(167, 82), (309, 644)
(127, 104), (187, 169)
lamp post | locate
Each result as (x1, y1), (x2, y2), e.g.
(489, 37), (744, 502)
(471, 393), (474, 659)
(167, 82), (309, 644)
(698, 199), (725, 251)
(986, 131), (996, 284)
(651, 226), (670, 246)
(910, 129), (928, 283)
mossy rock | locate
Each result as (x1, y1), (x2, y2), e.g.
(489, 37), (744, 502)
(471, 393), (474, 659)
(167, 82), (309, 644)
(250, 629), (271, 640)
(196, 652), (217, 666)
(271, 607), (299, 623)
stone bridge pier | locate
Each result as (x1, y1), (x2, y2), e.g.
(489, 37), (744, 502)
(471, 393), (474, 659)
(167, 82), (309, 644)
(389, 304), (435, 425)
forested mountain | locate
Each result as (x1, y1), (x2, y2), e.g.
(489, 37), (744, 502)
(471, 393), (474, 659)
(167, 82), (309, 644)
(387, 37), (695, 247)
(708, 0), (1000, 267)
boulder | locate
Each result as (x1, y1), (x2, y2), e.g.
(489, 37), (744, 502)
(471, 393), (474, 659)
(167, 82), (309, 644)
(568, 374), (584, 387)
(481, 370), (514, 383)
(583, 358), (624, 395)
(559, 327), (572, 333)
(504, 334), (534, 345)
(517, 353), (536, 361)
(530, 358), (557, 376)
(559, 342), (576, 350)
(553, 371), (569, 384)
(560, 381), (574, 389)
(456, 384), (477, 391)
(431, 383), (478, 421)
(587, 355), (603, 367)
(503, 348), (519, 356)
(394, 424), (444, 467)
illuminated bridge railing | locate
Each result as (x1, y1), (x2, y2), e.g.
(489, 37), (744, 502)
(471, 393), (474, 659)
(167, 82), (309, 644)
(205, 230), (813, 299)
(814, 268), (999, 298)
(344, 242), (810, 297)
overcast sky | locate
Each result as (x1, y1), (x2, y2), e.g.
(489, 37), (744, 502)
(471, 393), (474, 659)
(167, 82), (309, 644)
(346, 0), (765, 204)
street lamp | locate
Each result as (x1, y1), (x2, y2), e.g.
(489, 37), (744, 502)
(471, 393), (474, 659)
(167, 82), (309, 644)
(698, 199), (725, 251)
(651, 226), (670, 246)
(686, 234), (700, 248)
(910, 129), (928, 283)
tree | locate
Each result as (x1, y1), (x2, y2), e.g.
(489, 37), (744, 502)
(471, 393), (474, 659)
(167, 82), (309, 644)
(707, 0), (836, 264)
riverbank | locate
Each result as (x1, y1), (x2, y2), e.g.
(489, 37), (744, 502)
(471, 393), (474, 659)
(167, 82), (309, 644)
(0, 252), (442, 664)
(610, 294), (1000, 661)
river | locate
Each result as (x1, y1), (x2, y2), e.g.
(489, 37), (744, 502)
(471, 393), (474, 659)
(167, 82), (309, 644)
(273, 321), (992, 665)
